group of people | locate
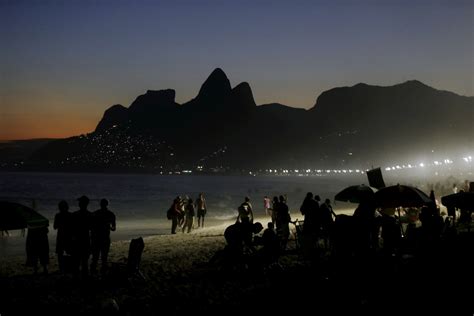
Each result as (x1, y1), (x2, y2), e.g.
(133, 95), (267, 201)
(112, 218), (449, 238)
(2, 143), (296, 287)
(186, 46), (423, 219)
(220, 195), (291, 266)
(168, 193), (207, 234)
(299, 193), (337, 250)
(26, 196), (116, 276)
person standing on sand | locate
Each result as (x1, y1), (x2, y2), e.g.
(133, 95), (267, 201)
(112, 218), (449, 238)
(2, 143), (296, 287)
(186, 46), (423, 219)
(71, 195), (93, 276)
(90, 198), (116, 274)
(263, 196), (271, 217)
(196, 193), (207, 228)
(170, 196), (183, 234)
(275, 195), (291, 251)
(25, 225), (49, 275)
(319, 198), (336, 249)
(183, 198), (195, 233)
(54, 200), (72, 273)
(237, 196), (254, 224)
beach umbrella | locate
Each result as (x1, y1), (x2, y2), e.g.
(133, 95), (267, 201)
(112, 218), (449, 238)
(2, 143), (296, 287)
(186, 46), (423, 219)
(375, 184), (432, 208)
(334, 184), (378, 204)
(441, 192), (474, 209)
(0, 201), (49, 230)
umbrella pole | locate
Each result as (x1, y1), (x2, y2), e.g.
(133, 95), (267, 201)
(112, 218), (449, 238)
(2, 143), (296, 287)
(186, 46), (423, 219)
(397, 207), (405, 238)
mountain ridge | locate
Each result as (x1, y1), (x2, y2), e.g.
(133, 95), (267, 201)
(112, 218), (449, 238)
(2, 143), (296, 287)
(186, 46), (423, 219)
(18, 68), (474, 171)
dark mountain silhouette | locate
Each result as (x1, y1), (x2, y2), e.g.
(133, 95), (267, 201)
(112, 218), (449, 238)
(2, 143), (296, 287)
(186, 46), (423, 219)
(308, 80), (474, 165)
(24, 69), (473, 172)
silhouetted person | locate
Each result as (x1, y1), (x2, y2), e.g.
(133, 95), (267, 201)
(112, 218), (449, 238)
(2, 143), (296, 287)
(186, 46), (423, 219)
(71, 195), (93, 276)
(275, 195), (291, 251)
(256, 222), (280, 264)
(352, 200), (378, 255)
(54, 200), (72, 273)
(380, 212), (400, 257)
(196, 193), (207, 228)
(270, 196), (279, 226)
(299, 192), (320, 250)
(183, 198), (195, 233)
(419, 205), (443, 255)
(91, 198), (116, 274)
(26, 226), (49, 275)
(237, 196), (254, 224)
(319, 198), (335, 249)
(224, 221), (264, 258)
(170, 197), (182, 234)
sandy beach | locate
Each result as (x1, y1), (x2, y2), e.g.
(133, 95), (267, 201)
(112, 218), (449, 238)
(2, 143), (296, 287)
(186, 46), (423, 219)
(1, 215), (473, 315)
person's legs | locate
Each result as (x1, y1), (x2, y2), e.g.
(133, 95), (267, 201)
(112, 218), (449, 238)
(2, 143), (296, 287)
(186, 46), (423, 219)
(100, 241), (111, 274)
(171, 217), (178, 234)
(90, 241), (99, 274)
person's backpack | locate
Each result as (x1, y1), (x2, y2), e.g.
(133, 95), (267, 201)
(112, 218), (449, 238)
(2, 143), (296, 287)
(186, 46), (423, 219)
(166, 207), (173, 220)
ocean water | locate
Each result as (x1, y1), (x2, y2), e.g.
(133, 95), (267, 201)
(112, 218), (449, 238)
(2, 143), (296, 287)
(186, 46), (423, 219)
(0, 172), (363, 256)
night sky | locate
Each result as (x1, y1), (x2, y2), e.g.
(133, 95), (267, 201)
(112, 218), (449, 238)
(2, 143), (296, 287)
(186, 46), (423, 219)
(1, 0), (472, 140)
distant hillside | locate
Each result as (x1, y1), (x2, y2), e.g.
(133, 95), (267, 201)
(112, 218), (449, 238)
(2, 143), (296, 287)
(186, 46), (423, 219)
(25, 69), (474, 172)
(308, 80), (474, 165)
(0, 139), (55, 167)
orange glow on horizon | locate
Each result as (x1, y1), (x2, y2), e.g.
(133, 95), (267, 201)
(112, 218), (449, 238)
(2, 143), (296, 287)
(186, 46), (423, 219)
(0, 116), (97, 141)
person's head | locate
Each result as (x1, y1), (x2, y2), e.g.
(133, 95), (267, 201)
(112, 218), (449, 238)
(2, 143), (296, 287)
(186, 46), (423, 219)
(100, 198), (109, 209)
(77, 195), (90, 209)
(273, 196), (278, 203)
(245, 196), (250, 202)
(267, 222), (274, 230)
(306, 192), (313, 199)
(188, 198), (193, 204)
(253, 222), (264, 234)
(314, 195), (321, 202)
(199, 193), (204, 198)
(325, 198), (331, 205)
(58, 200), (69, 213)
(279, 195), (285, 202)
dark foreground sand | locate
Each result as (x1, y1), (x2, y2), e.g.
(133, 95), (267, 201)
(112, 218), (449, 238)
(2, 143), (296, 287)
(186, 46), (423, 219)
(0, 217), (473, 315)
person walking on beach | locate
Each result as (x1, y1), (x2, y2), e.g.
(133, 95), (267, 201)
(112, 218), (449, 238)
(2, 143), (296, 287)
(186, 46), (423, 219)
(196, 193), (207, 228)
(71, 195), (93, 276)
(90, 198), (116, 274)
(183, 198), (195, 233)
(53, 200), (72, 273)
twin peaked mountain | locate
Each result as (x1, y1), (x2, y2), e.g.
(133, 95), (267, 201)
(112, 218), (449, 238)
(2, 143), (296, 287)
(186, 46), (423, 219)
(33, 68), (473, 171)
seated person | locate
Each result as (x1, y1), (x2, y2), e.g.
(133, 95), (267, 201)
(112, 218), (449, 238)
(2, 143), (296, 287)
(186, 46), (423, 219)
(255, 222), (280, 264)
